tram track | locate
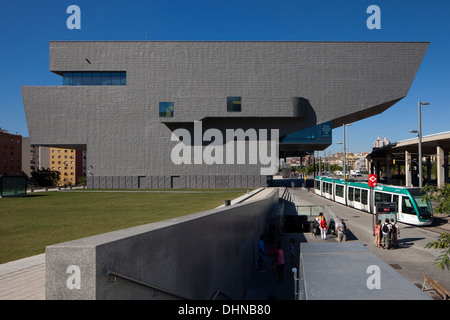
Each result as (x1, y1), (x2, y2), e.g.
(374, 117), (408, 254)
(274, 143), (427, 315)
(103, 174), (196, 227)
(425, 224), (450, 234)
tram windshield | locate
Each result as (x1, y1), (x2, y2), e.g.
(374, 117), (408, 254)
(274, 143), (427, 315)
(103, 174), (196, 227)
(409, 189), (433, 219)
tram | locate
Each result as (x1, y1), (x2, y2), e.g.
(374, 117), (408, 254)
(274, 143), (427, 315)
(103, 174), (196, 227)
(314, 176), (433, 226)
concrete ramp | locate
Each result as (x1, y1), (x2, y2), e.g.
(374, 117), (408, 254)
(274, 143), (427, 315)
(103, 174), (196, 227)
(298, 242), (430, 300)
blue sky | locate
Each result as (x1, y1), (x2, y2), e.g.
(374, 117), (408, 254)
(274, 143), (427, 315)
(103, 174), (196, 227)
(1, 0), (449, 155)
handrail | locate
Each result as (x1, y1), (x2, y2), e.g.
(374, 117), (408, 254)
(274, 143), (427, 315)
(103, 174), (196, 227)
(210, 290), (232, 300)
(106, 269), (189, 300)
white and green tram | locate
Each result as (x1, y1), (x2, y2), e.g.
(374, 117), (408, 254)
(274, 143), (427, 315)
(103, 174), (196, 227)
(314, 176), (433, 226)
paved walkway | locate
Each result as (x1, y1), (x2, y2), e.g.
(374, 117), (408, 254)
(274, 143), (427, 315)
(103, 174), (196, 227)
(0, 254), (45, 300)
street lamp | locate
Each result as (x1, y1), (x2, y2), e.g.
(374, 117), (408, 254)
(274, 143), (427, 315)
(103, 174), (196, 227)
(346, 124), (352, 176)
(417, 101), (430, 188)
(337, 142), (344, 177)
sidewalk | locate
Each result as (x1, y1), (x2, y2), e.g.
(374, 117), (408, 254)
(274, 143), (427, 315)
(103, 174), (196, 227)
(0, 254), (45, 300)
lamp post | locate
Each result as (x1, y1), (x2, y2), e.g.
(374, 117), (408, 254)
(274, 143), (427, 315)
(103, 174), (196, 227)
(417, 101), (430, 188)
(346, 124), (352, 177)
(337, 142), (344, 177)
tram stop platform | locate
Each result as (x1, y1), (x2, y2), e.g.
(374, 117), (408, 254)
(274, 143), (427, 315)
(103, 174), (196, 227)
(298, 241), (431, 300)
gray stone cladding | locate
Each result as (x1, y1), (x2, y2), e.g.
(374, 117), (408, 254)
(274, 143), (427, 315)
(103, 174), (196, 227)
(21, 41), (428, 188)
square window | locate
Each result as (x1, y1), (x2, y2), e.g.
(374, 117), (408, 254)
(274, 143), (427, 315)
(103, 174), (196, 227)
(159, 102), (174, 118)
(227, 97), (242, 112)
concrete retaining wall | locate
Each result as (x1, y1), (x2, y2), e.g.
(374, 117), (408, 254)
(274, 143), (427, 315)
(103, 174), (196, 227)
(45, 188), (279, 300)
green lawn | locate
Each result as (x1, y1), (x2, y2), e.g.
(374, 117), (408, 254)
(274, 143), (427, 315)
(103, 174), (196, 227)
(0, 189), (251, 264)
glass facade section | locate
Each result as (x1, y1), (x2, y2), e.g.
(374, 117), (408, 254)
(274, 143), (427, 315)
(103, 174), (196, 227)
(159, 102), (174, 118)
(280, 121), (332, 144)
(227, 97), (242, 112)
(62, 72), (126, 85)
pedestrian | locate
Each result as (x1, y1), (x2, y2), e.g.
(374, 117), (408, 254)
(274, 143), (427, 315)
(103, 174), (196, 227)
(390, 218), (399, 248)
(257, 235), (267, 272)
(275, 241), (285, 282)
(320, 216), (327, 240)
(374, 219), (382, 247)
(291, 181), (295, 190)
(314, 213), (323, 238)
(381, 218), (391, 249)
(337, 218), (348, 242)
(289, 238), (296, 266)
(268, 243), (277, 275)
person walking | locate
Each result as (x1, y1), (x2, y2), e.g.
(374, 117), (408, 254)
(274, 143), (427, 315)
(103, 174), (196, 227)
(275, 241), (285, 283)
(337, 219), (348, 242)
(374, 219), (382, 247)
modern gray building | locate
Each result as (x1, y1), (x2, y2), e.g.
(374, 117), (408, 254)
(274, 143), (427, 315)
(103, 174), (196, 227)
(21, 41), (428, 188)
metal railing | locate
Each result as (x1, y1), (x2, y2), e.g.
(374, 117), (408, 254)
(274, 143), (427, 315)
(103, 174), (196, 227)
(295, 205), (327, 217)
(106, 269), (232, 300)
(292, 256), (306, 300)
(211, 290), (233, 300)
(106, 269), (190, 300)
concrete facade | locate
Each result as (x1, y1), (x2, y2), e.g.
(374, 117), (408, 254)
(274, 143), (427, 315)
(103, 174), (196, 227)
(45, 188), (279, 300)
(21, 41), (429, 188)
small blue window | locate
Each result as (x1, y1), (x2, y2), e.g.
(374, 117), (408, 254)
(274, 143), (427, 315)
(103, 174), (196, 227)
(72, 73), (82, 86)
(83, 72), (93, 85)
(92, 73), (102, 85)
(111, 73), (121, 85)
(159, 102), (174, 118)
(102, 73), (111, 85)
(120, 72), (126, 85)
(227, 96), (242, 112)
(63, 73), (73, 85)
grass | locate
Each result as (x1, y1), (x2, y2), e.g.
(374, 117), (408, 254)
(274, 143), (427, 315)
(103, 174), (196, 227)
(0, 188), (251, 264)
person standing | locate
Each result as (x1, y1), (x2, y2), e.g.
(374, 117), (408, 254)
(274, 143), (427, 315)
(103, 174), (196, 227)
(289, 238), (296, 266)
(390, 218), (399, 248)
(337, 219), (348, 242)
(320, 216), (327, 240)
(381, 219), (391, 249)
(257, 235), (267, 271)
(374, 219), (382, 247)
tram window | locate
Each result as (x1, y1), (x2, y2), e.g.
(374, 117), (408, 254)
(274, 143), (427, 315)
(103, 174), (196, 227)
(355, 188), (361, 202)
(393, 195), (399, 207)
(325, 183), (331, 194)
(336, 185), (344, 197)
(375, 192), (391, 203)
(402, 197), (415, 214)
(348, 187), (354, 201)
(361, 190), (368, 205)
(315, 180), (320, 190)
(375, 192), (381, 203)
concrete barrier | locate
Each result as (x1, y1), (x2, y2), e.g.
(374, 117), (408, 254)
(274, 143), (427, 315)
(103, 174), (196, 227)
(45, 188), (279, 300)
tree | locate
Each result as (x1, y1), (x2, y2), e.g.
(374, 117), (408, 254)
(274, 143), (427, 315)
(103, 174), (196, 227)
(422, 184), (450, 271)
(30, 168), (61, 187)
(422, 184), (450, 215)
(425, 232), (450, 271)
